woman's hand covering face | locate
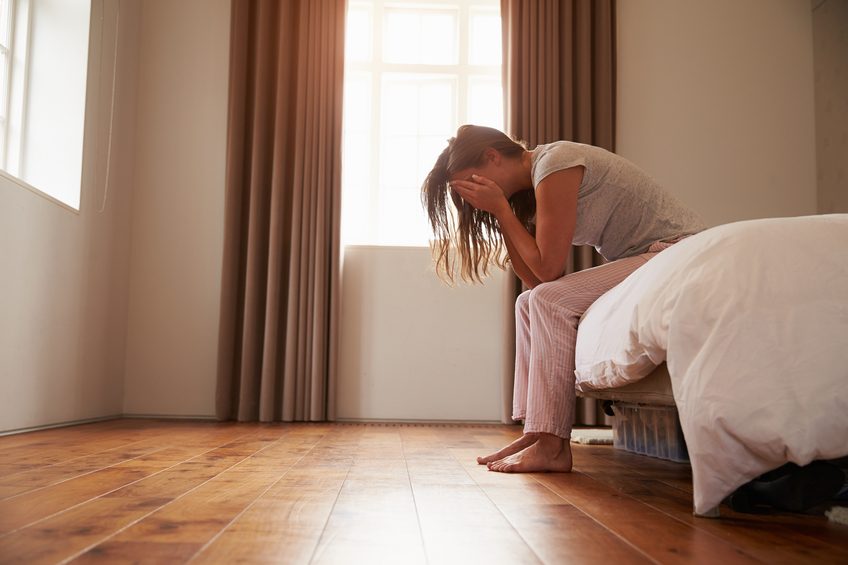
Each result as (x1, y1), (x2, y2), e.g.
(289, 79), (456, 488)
(450, 175), (510, 216)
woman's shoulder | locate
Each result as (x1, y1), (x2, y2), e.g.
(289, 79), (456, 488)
(533, 141), (613, 163)
(531, 141), (604, 185)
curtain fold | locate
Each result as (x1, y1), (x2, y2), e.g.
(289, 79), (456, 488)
(216, 0), (345, 422)
(502, 0), (615, 149)
(500, 0), (616, 426)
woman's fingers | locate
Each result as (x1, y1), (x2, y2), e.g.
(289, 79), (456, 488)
(451, 176), (495, 189)
(471, 174), (497, 187)
(450, 177), (497, 195)
(450, 179), (478, 191)
(450, 176), (505, 213)
(450, 181), (472, 198)
(450, 181), (479, 204)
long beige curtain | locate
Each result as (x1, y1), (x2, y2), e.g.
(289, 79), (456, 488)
(500, 0), (616, 425)
(216, 0), (345, 422)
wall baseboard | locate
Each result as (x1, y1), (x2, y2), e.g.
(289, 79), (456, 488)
(1, 415), (511, 436)
(0, 413), (218, 436)
(0, 415), (123, 437)
(121, 414), (217, 421)
(335, 417), (507, 426)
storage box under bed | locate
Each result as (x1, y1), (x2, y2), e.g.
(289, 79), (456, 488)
(611, 402), (688, 463)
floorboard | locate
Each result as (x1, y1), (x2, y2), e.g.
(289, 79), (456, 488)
(0, 419), (845, 565)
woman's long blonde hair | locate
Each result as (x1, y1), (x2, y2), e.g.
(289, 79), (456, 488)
(421, 125), (536, 285)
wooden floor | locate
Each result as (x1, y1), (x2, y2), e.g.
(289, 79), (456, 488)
(0, 420), (846, 565)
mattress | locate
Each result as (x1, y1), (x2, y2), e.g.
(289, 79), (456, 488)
(575, 362), (674, 407)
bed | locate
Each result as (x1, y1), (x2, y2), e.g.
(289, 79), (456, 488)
(573, 214), (848, 516)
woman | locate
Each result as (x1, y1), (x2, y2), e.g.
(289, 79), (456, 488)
(422, 125), (706, 473)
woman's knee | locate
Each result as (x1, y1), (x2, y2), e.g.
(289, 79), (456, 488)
(528, 280), (582, 317)
(528, 280), (565, 305)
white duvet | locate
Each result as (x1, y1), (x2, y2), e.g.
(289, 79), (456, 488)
(575, 214), (848, 514)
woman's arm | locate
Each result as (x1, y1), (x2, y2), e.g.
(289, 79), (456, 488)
(452, 166), (582, 288)
(500, 227), (542, 288)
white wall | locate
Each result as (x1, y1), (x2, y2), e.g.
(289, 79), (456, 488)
(338, 246), (505, 422)
(121, 0), (230, 417)
(0, 0), (141, 433)
(617, 0), (817, 227)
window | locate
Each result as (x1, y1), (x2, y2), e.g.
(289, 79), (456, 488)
(0, 0), (13, 161)
(342, 0), (503, 247)
(0, 0), (92, 211)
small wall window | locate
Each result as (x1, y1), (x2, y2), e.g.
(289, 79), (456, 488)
(342, 0), (503, 247)
(0, 0), (92, 211)
(0, 0), (14, 160)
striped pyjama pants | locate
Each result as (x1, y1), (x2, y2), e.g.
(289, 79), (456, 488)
(512, 241), (675, 439)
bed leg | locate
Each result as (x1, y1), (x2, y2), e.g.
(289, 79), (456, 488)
(693, 503), (721, 518)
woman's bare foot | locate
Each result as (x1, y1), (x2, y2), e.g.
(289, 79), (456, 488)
(487, 433), (572, 473)
(477, 433), (539, 465)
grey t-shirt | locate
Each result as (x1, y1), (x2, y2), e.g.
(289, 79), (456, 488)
(531, 141), (707, 261)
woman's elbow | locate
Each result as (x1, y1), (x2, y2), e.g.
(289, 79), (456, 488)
(536, 265), (565, 283)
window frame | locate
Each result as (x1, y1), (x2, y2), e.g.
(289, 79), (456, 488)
(0, 0), (17, 171)
(342, 0), (502, 247)
(0, 0), (98, 214)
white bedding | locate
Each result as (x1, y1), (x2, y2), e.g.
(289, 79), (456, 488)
(575, 214), (848, 514)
